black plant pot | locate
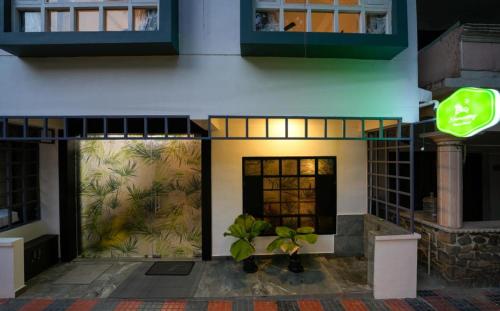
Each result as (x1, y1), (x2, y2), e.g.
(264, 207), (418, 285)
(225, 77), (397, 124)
(243, 256), (258, 273)
(288, 252), (304, 273)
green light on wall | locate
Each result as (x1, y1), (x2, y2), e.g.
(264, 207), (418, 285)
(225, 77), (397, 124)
(436, 87), (500, 138)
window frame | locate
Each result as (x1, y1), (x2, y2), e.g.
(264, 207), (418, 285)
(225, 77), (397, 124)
(12, 0), (159, 32)
(0, 141), (40, 232)
(254, 0), (392, 34)
(242, 156), (337, 235)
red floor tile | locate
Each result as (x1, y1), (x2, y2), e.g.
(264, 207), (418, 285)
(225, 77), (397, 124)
(161, 301), (187, 311)
(298, 299), (324, 311)
(19, 299), (54, 311)
(66, 299), (99, 311)
(0, 299), (8, 305)
(254, 300), (278, 311)
(423, 296), (459, 311)
(340, 299), (369, 311)
(114, 300), (143, 311)
(208, 300), (232, 311)
(384, 299), (414, 311)
(467, 298), (500, 311)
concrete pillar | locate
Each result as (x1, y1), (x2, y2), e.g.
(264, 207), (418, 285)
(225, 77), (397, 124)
(421, 133), (464, 229)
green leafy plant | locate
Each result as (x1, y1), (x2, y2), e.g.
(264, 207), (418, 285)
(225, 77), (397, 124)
(267, 226), (318, 255)
(267, 226), (318, 273)
(223, 214), (271, 262)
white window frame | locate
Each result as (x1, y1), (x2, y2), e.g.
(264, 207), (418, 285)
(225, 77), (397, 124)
(254, 0), (392, 34)
(12, 0), (159, 32)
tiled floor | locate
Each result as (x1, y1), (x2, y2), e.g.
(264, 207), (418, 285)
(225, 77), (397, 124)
(1, 290), (500, 311)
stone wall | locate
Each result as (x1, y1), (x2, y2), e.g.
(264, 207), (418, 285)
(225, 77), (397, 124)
(400, 217), (500, 287)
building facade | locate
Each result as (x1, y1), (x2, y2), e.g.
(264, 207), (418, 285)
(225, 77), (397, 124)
(0, 0), (420, 296)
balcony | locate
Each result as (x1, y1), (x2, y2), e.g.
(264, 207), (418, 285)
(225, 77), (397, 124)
(240, 0), (408, 60)
(0, 0), (178, 57)
(419, 23), (500, 99)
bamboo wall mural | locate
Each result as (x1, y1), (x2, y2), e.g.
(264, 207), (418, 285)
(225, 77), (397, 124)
(79, 140), (202, 258)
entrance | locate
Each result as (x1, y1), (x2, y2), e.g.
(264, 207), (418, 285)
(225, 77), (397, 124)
(79, 140), (202, 259)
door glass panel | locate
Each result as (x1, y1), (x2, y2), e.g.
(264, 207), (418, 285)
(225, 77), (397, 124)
(20, 11), (42, 32)
(134, 8), (158, 31)
(48, 10), (70, 32)
(284, 11), (306, 32)
(76, 9), (99, 31)
(105, 9), (128, 31)
(339, 13), (360, 33)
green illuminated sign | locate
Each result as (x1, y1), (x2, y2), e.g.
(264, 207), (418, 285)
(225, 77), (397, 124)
(436, 87), (500, 138)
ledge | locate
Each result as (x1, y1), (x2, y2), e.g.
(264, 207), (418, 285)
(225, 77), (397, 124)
(240, 0), (408, 59)
(0, 0), (178, 57)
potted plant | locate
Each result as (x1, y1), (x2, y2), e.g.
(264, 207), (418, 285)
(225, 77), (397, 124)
(266, 226), (318, 273)
(223, 214), (271, 273)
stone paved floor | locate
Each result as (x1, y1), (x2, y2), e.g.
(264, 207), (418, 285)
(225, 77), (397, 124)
(1, 289), (500, 311)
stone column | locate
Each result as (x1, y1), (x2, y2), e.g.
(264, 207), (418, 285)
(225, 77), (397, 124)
(421, 133), (464, 229)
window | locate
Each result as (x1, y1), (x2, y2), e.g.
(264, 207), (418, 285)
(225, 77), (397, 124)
(0, 142), (40, 231)
(243, 157), (337, 235)
(14, 1), (159, 32)
(254, 0), (391, 34)
(47, 10), (70, 32)
(20, 11), (42, 32)
(105, 9), (128, 31)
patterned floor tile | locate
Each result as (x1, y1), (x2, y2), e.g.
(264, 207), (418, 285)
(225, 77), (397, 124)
(44, 300), (76, 311)
(66, 299), (99, 311)
(405, 298), (436, 311)
(253, 301), (278, 311)
(277, 301), (299, 311)
(207, 301), (231, 311)
(319, 298), (344, 311)
(19, 299), (54, 311)
(114, 300), (143, 311)
(230, 299), (252, 311)
(161, 301), (187, 311)
(185, 301), (208, 311)
(297, 299), (324, 311)
(384, 299), (414, 311)
(341, 299), (369, 311)
(423, 296), (458, 311)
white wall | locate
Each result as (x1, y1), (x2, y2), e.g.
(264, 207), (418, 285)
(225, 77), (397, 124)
(0, 0), (419, 122)
(211, 140), (367, 257)
(0, 142), (59, 243)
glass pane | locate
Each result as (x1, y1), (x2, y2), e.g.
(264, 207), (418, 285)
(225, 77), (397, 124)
(248, 118), (266, 138)
(282, 202), (298, 215)
(48, 10), (70, 32)
(282, 217), (298, 228)
(318, 159), (335, 175)
(366, 13), (387, 34)
(244, 160), (261, 176)
(300, 190), (315, 201)
(264, 217), (281, 229)
(288, 119), (305, 138)
(255, 10), (279, 32)
(263, 160), (279, 175)
(210, 118), (226, 138)
(301, 216), (315, 227)
(284, 11), (306, 32)
(339, 0), (359, 5)
(264, 190), (280, 203)
(264, 203), (281, 216)
(285, 0), (305, 3)
(281, 190), (298, 202)
(20, 11), (41, 32)
(263, 177), (280, 190)
(300, 177), (315, 189)
(311, 12), (333, 32)
(307, 119), (325, 138)
(300, 159), (315, 175)
(268, 119), (286, 137)
(282, 159), (297, 176)
(300, 202), (315, 214)
(281, 177), (298, 189)
(77, 9), (99, 31)
(338, 13), (360, 33)
(228, 118), (246, 138)
(134, 8), (157, 31)
(106, 9), (128, 31)
(327, 119), (344, 138)
(345, 119), (362, 138)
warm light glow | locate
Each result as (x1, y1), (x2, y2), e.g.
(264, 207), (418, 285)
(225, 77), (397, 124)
(268, 118), (286, 138)
(248, 118), (266, 138)
(210, 118), (226, 137)
(288, 119), (305, 138)
(228, 118), (246, 137)
(307, 119), (325, 138)
(345, 120), (362, 138)
(327, 120), (343, 138)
